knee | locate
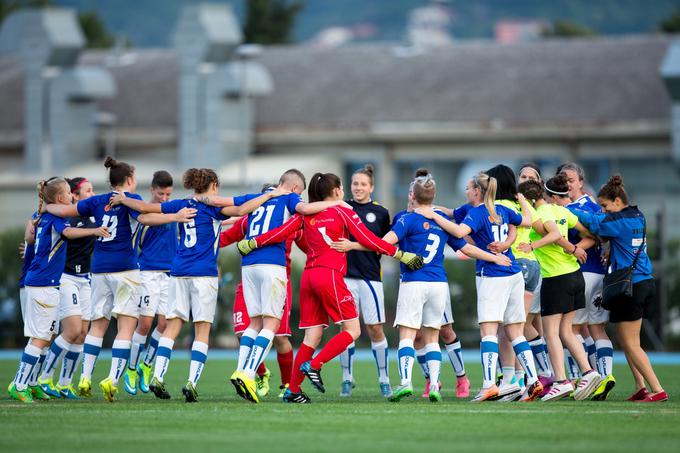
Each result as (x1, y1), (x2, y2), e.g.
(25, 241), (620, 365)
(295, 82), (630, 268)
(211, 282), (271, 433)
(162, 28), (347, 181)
(366, 324), (385, 342)
(439, 325), (455, 343)
(137, 319), (152, 336)
(157, 318), (167, 333)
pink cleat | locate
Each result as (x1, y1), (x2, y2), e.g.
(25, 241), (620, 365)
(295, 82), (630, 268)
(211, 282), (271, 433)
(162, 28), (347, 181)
(421, 379), (442, 398)
(456, 375), (470, 398)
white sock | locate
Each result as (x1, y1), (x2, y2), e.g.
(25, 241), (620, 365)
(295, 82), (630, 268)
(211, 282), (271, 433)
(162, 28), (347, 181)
(143, 328), (162, 366)
(512, 336), (538, 385)
(416, 347), (430, 379)
(424, 343), (441, 391)
(245, 329), (275, 379)
(40, 335), (71, 381)
(189, 341), (209, 386)
(480, 335), (499, 388)
(371, 339), (389, 384)
(584, 336), (597, 371)
(153, 337), (175, 382)
(237, 328), (258, 372)
(514, 370), (525, 388)
(445, 339), (466, 377)
(81, 335), (103, 380)
(28, 347), (49, 386)
(109, 339), (131, 384)
(397, 339), (415, 386)
(339, 342), (356, 382)
(501, 366), (515, 386)
(14, 343), (42, 391)
(128, 331), (147, 371)
(564, 348), (580, 380)
(529, 337), (552, 378)
(58, 343), (83, 387)
(595, 339), (614, 377)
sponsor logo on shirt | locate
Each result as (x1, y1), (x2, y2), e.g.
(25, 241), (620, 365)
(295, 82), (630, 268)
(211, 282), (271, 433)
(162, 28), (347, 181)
(423, 222), (430, 230)
(365, 212), (376, 223)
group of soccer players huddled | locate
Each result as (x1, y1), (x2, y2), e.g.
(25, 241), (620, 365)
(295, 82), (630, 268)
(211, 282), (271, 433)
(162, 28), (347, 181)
(9, 155), (668, 404)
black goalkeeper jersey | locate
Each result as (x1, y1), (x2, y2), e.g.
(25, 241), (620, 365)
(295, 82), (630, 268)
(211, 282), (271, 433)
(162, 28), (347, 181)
(345, 199), (391, 281)
(64, 215), (97, 276)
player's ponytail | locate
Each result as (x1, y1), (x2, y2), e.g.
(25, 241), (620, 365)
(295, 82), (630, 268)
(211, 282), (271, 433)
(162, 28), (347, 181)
(183, 168), (219, 194)
(104, 155), (135, 188)
(35, 177), (68, 226)
(598, 174), (628, 205)
(411, 168), (436, 205)
(476, 172), (501, 224)
(308, 172), (341, 202)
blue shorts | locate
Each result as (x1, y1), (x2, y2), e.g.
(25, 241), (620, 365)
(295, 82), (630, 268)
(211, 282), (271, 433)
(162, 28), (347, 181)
(517, 258), (541, 292)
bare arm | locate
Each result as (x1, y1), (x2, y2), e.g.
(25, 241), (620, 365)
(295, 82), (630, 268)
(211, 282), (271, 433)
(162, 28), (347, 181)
(138, 208), (195, 226)
(45, 204), (79, 218)
(220, 188), (289, 217)
(432, 205), (454, 218)
(62, 226), (110, 240)
(417, 207), (472, 238)
(460, 243), (512, 266)
(516, 193), (533, 227)
(519, 220), (562, 252)
(24, 219), (35, 244)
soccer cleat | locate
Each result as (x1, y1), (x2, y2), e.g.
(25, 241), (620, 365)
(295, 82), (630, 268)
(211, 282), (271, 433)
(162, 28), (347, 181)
(537, 375), (555, 398)
(57, 384), (78, 399)
(541, 380), (574, 401)
(137, 362), (152, 394)
(300, 361), (325, 393)
(428, 384), (442, 403)
(456, 375), (470, 398)
(636, 390), (668, 403)
(28, 384), (51, 401)
(99, 377), (118, 402)
(389, 384), (414, 402)
(471, 384), (500, 402)
(38, 377), (61, 398)
(591, 374), (616, 401)
(421, 378), (442, 398)
(255, 368), (271, 398)
(519, 380), (544, 402)
(282, 387), (311, 403)
(182, 381), (198, 403)
(627, 388), (650, 401)
(123, 368), (138, 395)
(230, 371), (247, 400)
(573, 370), (602, 401)
(78, 376), (93, 398)
(278, 384), (289, 399)
(149, 377), (171, 400)
(493, 382), (521, 402)
(568, 378), (581, 398)
(8, 384), (33, 404)
(340, 380), (353, 397)
(380, 382), (393, 398)
(233, 372), (259, 403)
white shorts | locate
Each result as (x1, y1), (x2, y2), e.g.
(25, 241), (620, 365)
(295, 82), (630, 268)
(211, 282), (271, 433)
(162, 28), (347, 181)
(19, 287), (27, 321)
(476, 272), (526, 325)
(394, 281), (449, 330)
(345, 278), (385, 325)
(441, 300), (454, 326)
(530, 278), (542, 315)
(139, 271), (170, 318)
(167, 276), (218, 323)
(573, 272), (608, 325)
(24, 286), (59, 340)
(242, 265), (287, 319)
(59, 274), (92, 321)
(91, 270), (142, 320)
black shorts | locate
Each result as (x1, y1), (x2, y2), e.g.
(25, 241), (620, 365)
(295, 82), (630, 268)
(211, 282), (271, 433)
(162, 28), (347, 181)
(608, 278), (656, 323)
(540, 270), (585, 316)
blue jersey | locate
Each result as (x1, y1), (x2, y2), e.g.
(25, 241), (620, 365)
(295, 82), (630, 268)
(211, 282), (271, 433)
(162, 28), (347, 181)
(462, 204), (522, 277)
(573, 206), (652, 284)
(161, 199), (229, 277)
(138, 222), (178, 271)
(25, 214), (70, 287)
(243, 190), (302, 267)
(77, 192), (142, 274)
(392, 210), (467, 282)
(453, 203), (473, 223)
(567, 195), (605, 275)
(19, 212), (38, 288)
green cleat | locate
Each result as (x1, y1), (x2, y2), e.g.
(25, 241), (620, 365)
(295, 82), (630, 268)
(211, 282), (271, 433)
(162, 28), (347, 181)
(149, 377), (171, 400)
(278, 383), (289, 399)
(123, 368), (138, 395)
(57, 384), (79, 399)
(591, 374), (616, 401)
(29, 384), (51, 401)
(38, 377), (61, 398)
(429, 388), (442, 403)
(137, 362), (152, 393)
(256, 368), (271, 398)
(389, 384), (414, 403)
(99, 377), (118, 403)
(9, 384), (33, 404)
(182, 381), (198, 403)
(78, 376), (93, 398)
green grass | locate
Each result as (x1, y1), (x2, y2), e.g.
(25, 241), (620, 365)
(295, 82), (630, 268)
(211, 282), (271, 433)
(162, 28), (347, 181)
(1, 358), (678, 452)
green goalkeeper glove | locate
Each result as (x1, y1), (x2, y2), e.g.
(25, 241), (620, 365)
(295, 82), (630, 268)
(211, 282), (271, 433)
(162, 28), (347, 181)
(393, 249), (424, 270)
(237, 239), (258, 256)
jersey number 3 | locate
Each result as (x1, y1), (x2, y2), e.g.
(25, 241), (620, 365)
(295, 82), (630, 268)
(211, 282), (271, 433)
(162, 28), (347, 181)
(423, 233), (441, 264)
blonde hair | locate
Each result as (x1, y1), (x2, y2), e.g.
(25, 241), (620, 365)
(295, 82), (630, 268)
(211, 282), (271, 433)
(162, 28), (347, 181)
(35, 177), (68, 226)
(475, 172), (501, 224)
(411, 168), (436, 204)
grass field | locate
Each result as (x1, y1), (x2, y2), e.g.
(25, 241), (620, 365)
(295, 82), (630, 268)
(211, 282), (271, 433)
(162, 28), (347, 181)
(1, 357), (678, 452)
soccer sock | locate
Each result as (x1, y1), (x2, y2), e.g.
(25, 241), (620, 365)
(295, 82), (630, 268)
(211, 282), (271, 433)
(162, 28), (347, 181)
(371, 339), (389, 384)
(245, 329), (275, 379)
(237, 328), (258, 372)
(424, 343), (442, 391)
(28, 347), (48, 386)
(311, 331), (354, 370)
(416, 347), (430, 379)
(257, 362), (267, 378)
(81, 335), (103, 380)
(480, 335), (499, 388)
(189, 341), (208, 386)
(277, 350), (294, 386)
(501, 366), (515, 386)
(595, 339), (614, 377)
(528, 336), (552, 377)
(108, 339), (131, 384)
(584, 336), (597, 371)
(289, 343), (315, 393)
(153, 337), (174, 382)
(58, 343), (83, 387)
(339, 342), (356, 382)
(514, 370), (525, 388)
(512, 336), (538, 385)
(40, 335), (71, 381)
(14, 343), (42, 391)
(143, 328), (162, 366)
(564, 348), (580, 380)
(397, 338), (416, 386)
(445, 338), (466, 377)
(128, 331), (147, 371)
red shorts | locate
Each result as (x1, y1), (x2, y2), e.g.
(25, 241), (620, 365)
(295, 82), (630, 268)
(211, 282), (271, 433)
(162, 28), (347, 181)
(233, 281), (292, 336)
(299, 267), (358, 329)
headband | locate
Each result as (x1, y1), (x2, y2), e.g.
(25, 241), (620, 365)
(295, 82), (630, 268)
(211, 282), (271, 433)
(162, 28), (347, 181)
(73, 178), (90, 193)
(544, 183), (568, 196)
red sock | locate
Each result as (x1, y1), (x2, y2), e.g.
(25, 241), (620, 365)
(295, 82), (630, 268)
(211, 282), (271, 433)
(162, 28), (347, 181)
(256, 362), (267, 378)
(289, 343), (315, 393)
(310, 331), (354, 370)
(277, 350), (294, 386)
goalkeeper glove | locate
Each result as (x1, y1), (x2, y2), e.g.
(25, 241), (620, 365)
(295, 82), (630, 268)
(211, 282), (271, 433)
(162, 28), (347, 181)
(237, 239), (258, 256)
(393, 249), (424, 270)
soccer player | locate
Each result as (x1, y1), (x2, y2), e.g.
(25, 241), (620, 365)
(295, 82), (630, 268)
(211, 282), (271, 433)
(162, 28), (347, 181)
(124, 171), (178, 395)
(9, 178), (109, 403)
(113, 168), (285, 402)
(417, 171), (544, 402)
(238, 172), (423, 403)
(572, 175), (667, 402)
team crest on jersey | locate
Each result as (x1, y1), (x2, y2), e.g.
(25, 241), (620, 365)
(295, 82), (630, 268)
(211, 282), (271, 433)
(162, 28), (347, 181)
(104, 204), (111, 212)
(365, 212), (376, 223)
(423, 222), (430, 230)
(310, 218), (316, 225)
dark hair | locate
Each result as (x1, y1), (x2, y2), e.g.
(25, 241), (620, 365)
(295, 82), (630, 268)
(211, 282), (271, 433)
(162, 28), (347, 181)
(279, 169), (306, 190)
(353, 164), (375, 186)
(545, 173), (570, 198)
(261, 182), (276, 192)
(104, 156), (135, 187)
(557, 162), (585, 181)
(518, 180), (544, 203)
(598, 174), (628, 205)
(486, 164), (517, 201)
(308, 172), (342, 202)
(183, 168), (219, 193)
(151, 170), (173, 188)
(67, 177), (88, 194)
(411, 168), (436, 205)
(518, 163), (542, 181)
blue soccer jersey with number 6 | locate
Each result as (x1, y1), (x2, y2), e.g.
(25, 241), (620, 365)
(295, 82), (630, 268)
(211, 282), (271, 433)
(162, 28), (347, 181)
(76, 192), (142, 274)
(25, 213), (70, 287)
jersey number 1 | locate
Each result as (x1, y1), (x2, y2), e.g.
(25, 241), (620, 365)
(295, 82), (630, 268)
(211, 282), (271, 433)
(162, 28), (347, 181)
(100, 215), (118, 242)
(491, 224), (509, 243)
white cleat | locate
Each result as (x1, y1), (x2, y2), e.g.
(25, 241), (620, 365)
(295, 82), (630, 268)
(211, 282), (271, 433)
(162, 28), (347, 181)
(541, 380), (574, 402)
(573, 370), (602, 401)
